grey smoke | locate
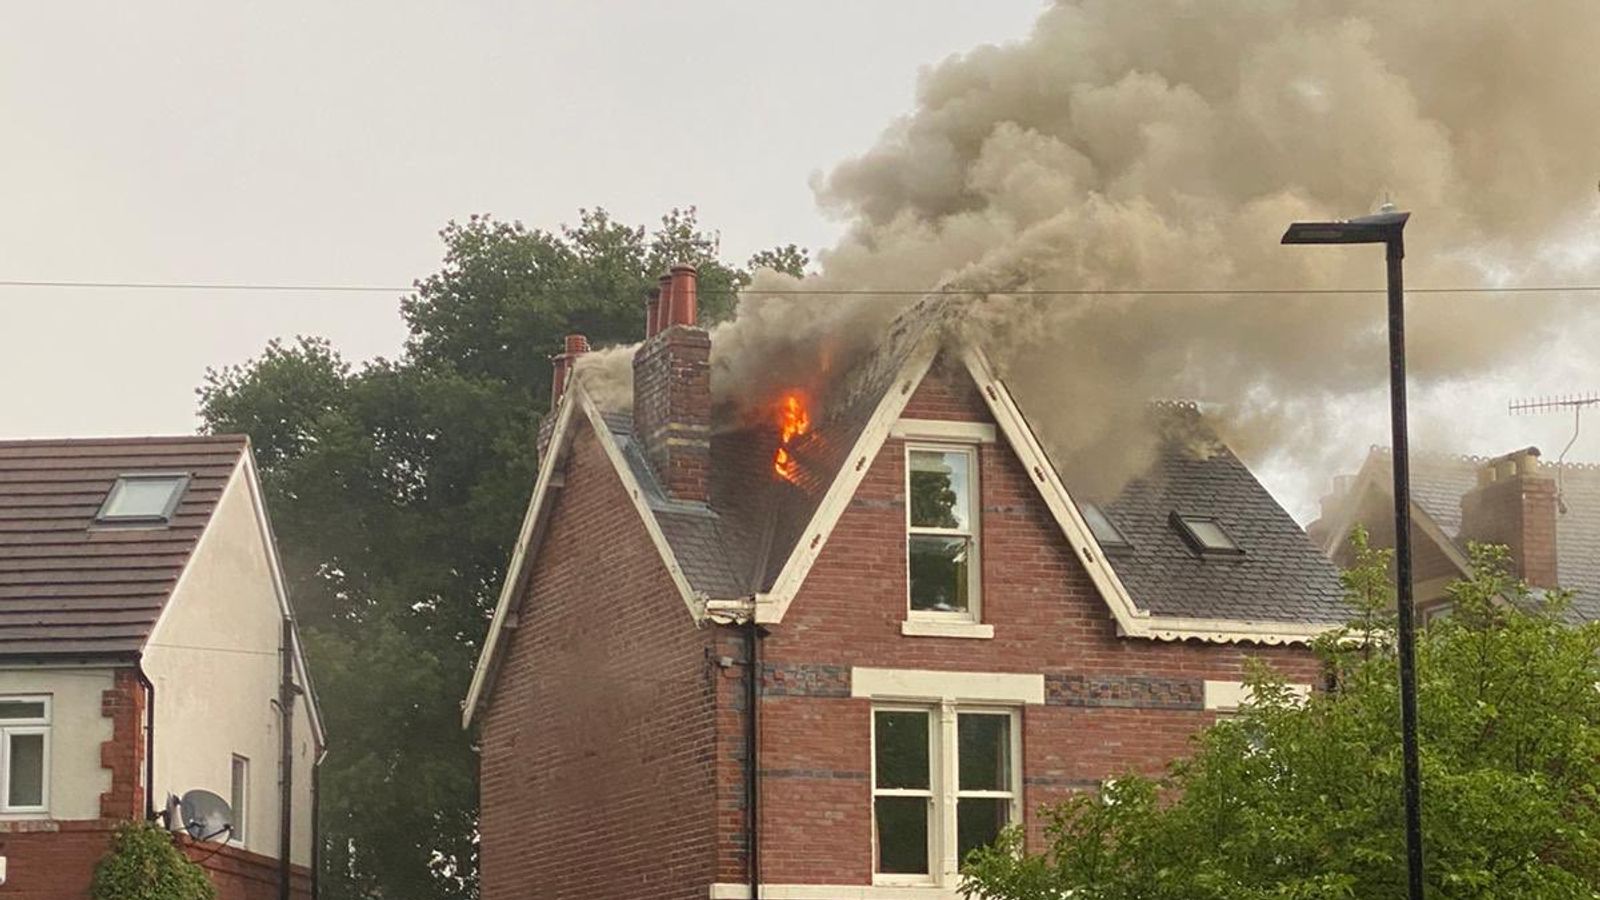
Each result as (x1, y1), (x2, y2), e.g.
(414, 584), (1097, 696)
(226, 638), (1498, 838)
(584, 0), (1600, 507)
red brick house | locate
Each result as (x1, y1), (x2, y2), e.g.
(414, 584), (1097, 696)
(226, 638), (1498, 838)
(0, 436), (323, 899)
(1309, 445), (1599, 622)
(464, 268), (1348, 899)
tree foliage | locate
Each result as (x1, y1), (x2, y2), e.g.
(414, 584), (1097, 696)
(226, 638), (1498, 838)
(961, 531), (1600, 900)
(197, 208), (801, 899)
(91, 822), (216, 900)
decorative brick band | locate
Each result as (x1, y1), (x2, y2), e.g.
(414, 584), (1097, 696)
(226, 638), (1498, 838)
(1045, 673), (1204, 710)
(1022, 775), (1104, 789)
(758, 769), (869, 782)
(760, 663), (851, 698)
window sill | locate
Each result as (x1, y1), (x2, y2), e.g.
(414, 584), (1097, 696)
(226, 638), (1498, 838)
(900, 619), (993, 639)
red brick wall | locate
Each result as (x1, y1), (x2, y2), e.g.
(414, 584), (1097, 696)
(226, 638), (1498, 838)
(738, 357), (1324, 886)
(477, 420), (720, 900)
(0, 823), (309, 900)
(0, 821), (114, 899)
(182, 839), (313, 900)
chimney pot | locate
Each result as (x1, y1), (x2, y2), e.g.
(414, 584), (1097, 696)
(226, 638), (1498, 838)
(656, 274), (675, 336)
(668, 264), (698, 327)
(645, 288), (663, 338)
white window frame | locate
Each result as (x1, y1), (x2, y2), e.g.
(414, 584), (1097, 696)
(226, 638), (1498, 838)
(230, 754), (249, 846)
(871, 702), (1021, 887)
(0, 695), (51, 815)
(905, 442), (982, 624)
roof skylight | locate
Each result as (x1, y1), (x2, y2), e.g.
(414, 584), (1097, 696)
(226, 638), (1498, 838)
(95, 474), (190, 525)
(1172, 513), (1242, 555)
(1080, 502), (1131, 549)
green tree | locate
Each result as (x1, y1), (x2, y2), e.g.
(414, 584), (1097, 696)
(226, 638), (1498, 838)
(198, 208), (800, 899)
(961, 531), (1600, 899)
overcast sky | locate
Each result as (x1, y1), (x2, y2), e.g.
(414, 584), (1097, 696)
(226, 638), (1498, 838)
(3, 1), (1596, 519)
(1, 1), (1046, 436)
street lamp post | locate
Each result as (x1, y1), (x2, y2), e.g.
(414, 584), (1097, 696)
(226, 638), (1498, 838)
(1282, 208), (1423, 900)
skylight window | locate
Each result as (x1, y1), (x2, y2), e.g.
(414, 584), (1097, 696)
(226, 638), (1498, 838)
(1172, 513), (1242, 555)
(1080, 502), (1131, 549)
(95, 474), (190, 525)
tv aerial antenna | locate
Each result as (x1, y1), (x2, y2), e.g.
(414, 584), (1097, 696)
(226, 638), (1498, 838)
(1508, 392), (1600, 513)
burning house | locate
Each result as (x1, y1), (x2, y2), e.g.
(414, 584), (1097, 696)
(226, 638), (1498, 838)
(463, 265), (1350, 899)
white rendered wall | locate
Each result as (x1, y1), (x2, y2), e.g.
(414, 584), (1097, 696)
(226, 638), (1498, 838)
(0, 666), (116, 821)
(142, 464), (317, 866)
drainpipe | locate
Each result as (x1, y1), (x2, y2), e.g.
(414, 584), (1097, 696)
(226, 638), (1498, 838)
(745, 618), (765, 900)
(279, 617), (297, 900)
(133, 658), (157, 821)
(310, 760), (322, 900)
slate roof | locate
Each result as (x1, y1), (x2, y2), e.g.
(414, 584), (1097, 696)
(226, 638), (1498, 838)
(0, 435), (247, 659)
(1095, 405), (1348, 624)
(600, 297), (1347, 629)
(1338, 448), (1600, 621)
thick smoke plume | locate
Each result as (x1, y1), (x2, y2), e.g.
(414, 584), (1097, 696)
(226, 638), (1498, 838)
(586, 0), (1600, 508)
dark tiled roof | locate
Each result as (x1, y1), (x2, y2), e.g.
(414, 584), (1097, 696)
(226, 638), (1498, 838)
(0, 435), (247, 659)
(1346, 448), (1600, 621)
(1096, 406), (1349, 624)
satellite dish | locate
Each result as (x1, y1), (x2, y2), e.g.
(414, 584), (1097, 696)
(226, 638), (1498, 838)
(177, 789), (234, 842)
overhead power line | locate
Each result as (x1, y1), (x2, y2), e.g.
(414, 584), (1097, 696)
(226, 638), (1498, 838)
(1, 278), (1599, 297)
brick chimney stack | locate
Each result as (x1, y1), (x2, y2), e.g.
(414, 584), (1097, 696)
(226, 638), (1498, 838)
(633, 264), (711, 503)
(1459, 447), (1559, 588)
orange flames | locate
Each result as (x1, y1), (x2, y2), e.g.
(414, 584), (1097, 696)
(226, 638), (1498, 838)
(773, 391), (811, 482)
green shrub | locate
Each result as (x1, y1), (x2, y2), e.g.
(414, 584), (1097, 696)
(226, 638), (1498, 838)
(91, 821), (216, 900)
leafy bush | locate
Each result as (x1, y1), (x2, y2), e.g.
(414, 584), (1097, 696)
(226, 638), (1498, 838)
(91, 821), (216, 900)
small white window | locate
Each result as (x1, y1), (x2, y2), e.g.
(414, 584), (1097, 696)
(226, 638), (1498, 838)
(95, 473), (190, 525)
(0, 696), (50, 814)
(1172, 513), (1242, 555)
(872, 705), (1020, 886)
(230, 755), (248, 845)
(907, 445), (980, 619)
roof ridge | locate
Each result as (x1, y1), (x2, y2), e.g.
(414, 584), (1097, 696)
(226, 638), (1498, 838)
(0, 434), (247, 448)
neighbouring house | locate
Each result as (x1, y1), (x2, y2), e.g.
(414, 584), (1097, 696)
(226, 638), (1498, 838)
(0, 436), (324, 899)
(1309, 445), (1599, 622)
(464, 267), (1349, 900)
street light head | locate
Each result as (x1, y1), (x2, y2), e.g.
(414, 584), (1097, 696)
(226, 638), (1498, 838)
(1281, 210), (1409, 245)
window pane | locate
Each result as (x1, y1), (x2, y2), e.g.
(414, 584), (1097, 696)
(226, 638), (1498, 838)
(909, 536), (970, 613)
(874, 711), (929, 790)
(909, 450), (970, 530)
(1179, 516), (1238, 551)
(0, 701), (45, 721)
(102, 476), (186, 520)
(957, 797), (1011, 862)
(958, 714), (1010, 792)
(8, 733), (44, 808)
(231, 756), (247, 841)
(875, 796), (930, 874)
(1080, 503), (1128, 548)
